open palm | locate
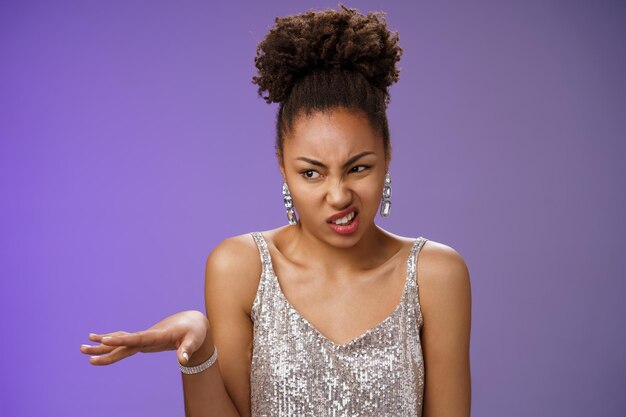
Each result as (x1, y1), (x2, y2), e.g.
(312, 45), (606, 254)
(80, 310), (209, 366)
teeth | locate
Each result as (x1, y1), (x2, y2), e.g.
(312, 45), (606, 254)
(332, 211), (355, 225)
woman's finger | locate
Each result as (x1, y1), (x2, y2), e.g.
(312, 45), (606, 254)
(101, 329), (168, 348)
(80, 343), (116, 355)
(88, 331), (128, 343)
(89, 346), (139, 366)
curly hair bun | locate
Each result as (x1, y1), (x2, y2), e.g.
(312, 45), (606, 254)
(253, 4), (402, 104)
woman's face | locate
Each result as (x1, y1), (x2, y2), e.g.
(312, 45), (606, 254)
(280, 107), (389, 248)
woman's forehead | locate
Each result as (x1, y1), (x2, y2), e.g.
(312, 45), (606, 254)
(284, 109), (384, 157)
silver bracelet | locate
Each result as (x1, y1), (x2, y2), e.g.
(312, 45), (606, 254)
(178, 347), (218, 375)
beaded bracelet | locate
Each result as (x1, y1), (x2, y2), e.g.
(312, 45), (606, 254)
(178, 347), (218, 375)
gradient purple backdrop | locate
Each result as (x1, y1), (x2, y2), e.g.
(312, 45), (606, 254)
(1, 0), (624, 416)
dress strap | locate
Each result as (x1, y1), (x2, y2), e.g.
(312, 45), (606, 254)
(250, 232), (273, 273)
(407, 237), (428, 280)
(408, 237), (428, 328)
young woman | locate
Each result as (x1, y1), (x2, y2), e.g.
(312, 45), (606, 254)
(81, 6), (472, 417)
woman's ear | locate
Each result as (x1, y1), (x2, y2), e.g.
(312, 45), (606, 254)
(277, 149), (286, 180)
(386, 141), (393, 171)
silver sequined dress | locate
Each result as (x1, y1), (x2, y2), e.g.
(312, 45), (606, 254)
(250, 232), (428, 417)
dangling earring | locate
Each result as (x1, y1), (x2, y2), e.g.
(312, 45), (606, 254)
(380, 171), (392, 218)
(282, 182), (298, 225)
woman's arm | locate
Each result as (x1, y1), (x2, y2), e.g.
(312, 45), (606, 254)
(82, 310), (240, 416)
(180, 331), (241, 417)
(419, 241), (472, 417)
(83, 234), (258, 417)
(185, 236), (260, 417)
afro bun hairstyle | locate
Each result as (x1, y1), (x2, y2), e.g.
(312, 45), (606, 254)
(253, 4), (402, 104)
(252, 5), (403, 158)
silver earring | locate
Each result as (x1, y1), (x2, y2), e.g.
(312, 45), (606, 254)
(282, 182), (298, 225)
(380, 172), (392, 217)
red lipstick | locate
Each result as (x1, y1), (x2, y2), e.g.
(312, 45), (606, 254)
(326, 207), (359, 235)
(326, 207), (358, 223)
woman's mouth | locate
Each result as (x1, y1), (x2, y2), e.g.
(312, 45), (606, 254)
(327, 210), (359, 235)
(330, 211), (356, 225)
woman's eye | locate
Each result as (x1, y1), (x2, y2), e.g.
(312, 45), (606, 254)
(349, 165), (368, 173)
(302, 170), (320, 179)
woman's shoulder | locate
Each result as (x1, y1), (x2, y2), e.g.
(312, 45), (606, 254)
(414, 237), (471, 314)
(207, 232), (261, 270)
(384, 228), (470, 292)
(204, 230), (282, 316)
(418, 238), (468, 274)
(205, 226), (288, 275)
(384, 228), (466, 269)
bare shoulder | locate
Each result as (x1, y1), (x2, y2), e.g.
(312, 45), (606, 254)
(418, 239), (471, 295)
(206, 233), (261, 277)
(417, 239), (472, 331)
(205, 232), (263, 317)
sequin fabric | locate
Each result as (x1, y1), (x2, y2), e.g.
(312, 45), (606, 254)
(249, 232), (428, 417)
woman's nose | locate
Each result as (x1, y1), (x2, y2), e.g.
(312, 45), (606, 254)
(326, 180), (352, 208)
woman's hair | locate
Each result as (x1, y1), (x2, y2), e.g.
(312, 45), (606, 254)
(252, 5), (402, 160)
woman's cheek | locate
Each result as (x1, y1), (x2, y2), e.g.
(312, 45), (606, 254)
(291, 188), (318, 219)
(358, 181), (383, 205)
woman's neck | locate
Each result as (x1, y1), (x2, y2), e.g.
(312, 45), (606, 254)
(273, 223), (403, 274)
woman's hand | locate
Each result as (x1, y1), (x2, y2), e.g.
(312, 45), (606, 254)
(80, 310), (212, 366)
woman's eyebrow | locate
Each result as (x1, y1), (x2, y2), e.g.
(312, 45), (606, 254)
(295, 151), (375, 169)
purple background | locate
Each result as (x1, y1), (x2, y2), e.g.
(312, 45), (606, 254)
(1, 0), (624, 416)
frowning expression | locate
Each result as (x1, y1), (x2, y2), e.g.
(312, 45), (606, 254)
(280, 107), (389, 247)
